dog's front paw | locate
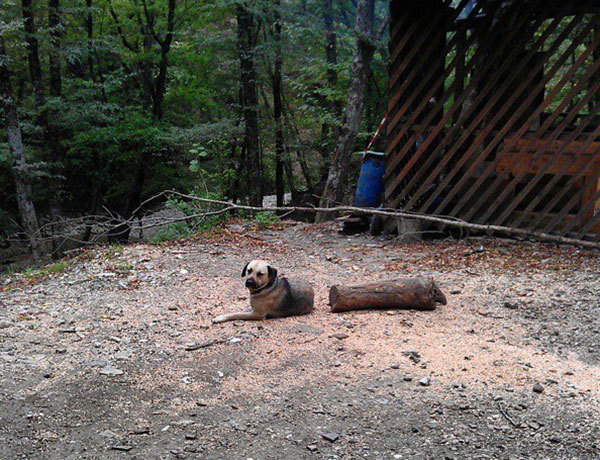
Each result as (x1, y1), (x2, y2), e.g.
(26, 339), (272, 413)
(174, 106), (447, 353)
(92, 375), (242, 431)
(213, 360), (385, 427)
(212, 315), (228, 324)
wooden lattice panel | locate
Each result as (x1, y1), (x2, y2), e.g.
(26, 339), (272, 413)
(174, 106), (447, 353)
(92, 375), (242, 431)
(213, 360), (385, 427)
(385, 0), (600, 240)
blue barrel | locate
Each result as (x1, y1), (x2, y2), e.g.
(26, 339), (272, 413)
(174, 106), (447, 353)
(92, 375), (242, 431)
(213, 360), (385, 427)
(354, 152), (385, 208)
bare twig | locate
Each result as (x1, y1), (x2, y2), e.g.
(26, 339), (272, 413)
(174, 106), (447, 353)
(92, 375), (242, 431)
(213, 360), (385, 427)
(498, 401), (520, 428)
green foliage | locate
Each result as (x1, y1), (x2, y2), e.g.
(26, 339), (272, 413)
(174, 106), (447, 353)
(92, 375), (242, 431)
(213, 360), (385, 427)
(253, 210), (278, 229)
(0, 0), (390, 243)
(23, 260), (70, 279)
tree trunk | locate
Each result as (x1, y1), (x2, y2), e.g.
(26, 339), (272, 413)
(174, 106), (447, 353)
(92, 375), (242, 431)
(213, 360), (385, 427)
(21, 0), (45, 107)
(329, 278), (447, 312)
(152, 0), (175, 119)
(48, 0), (62, 98)
(272, 0), (285, 207)
(319, 0), (340, 182)
(114, 0), (176, 241)
(317, 0), (375, 221)
(237, 1), (262, 207)
(0, 37), (41, 258)
(86, 0), (95, 81)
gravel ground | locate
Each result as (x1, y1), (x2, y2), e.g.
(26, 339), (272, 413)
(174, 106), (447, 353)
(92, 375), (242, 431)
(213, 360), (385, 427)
(1, 220), (599, 460)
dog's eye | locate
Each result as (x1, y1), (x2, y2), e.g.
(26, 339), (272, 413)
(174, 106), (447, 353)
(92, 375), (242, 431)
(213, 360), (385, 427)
(257, 272), (264, 276)
(247, 268), (253, 274)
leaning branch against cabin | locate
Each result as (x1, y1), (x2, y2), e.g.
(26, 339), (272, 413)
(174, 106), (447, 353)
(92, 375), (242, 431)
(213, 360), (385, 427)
(10, 191), (600, 251)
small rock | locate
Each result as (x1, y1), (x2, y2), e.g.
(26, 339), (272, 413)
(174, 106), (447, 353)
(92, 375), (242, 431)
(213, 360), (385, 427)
(307, 444), (318, 452)
(403, 350), (421, 363)
(330, 333), (349, 340)
(82, 359), (107, 367)
(532, 383), (544, 394)
(185, 341), (215, 351)
(294, 324), (324, 335)
(390, 363), (401, 369)
(43, 372), (52, 379)
(504, 301), (518, 310)
(196, 400), (208, 407)
(450, 290), (462, 295)
(100, 365), (124, 376)
(322, 432), (339, 442)
(99, 429), (118, 438)
(0, 320), (11, 329)
(230, 337), (242, 344)
(528, 421), (541, 430)
(108, 336), (121, 343)
(111, 445), (132, 452)
(55, 347), (67, 354)
(402, 350), (420, 359)
(179, 269), (189, 275)
(114, 350), (133, 360)
(130, 427), (150, 435)
(168, 305), (178, 311)
(403, 376), (413, 382)
(228, 224), (245, 233)
(172, 419), (195, 427)
(184, 431), (197, 440)
(419, 377), (431, 386)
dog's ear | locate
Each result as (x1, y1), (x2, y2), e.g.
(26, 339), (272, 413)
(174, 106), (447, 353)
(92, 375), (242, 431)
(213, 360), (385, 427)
(268, 265), (278, 280)
(241, 262), (250, 277)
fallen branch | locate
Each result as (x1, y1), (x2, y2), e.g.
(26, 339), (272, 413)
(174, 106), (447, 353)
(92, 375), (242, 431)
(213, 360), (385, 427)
(161, 190), (600, 249)
(9, 189), (600, 250)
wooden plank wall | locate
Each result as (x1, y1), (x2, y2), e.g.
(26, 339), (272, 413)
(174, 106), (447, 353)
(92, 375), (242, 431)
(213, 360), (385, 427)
(385, 0), (600, 240)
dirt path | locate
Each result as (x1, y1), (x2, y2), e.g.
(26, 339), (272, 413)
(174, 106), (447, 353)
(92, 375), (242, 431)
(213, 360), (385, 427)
(1, 221), (599, 459)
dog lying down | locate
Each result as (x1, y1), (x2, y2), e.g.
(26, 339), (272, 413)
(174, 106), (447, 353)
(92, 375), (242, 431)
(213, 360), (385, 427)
(212, 259), (314, 323)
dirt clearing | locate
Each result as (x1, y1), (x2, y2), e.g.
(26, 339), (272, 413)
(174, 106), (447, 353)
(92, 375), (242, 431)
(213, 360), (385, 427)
(1, 221), (599, 459)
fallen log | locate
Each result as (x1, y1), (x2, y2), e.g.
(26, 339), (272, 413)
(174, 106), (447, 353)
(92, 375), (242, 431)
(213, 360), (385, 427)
(329, 278), (447, 313)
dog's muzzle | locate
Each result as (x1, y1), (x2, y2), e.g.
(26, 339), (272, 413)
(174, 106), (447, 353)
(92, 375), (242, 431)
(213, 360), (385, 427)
(245, 278), (257, 289)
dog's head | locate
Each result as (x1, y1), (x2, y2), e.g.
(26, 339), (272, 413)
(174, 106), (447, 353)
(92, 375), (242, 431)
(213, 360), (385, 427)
(241, 259), (278, 291)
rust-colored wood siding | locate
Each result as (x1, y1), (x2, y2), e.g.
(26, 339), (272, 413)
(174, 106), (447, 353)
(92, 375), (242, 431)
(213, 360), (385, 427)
(386, 0), (600, 240)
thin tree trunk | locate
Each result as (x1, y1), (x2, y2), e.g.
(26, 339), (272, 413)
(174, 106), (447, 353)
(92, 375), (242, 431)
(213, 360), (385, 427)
(319, 0), (340, 182)
(317, 0), (375, 221)
(237, 1), (262, 206)
(113, 0), (175, 241)
(0, 37), (41, 258)
(272, 0), (285, 207)
(86, 0), (95, 81)
(21, 0), (45, 108)
(152, 0), (175, 119)
(48, 0), (62, 97)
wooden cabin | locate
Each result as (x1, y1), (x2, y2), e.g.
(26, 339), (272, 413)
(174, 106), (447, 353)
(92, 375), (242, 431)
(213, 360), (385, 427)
(385, 0), (600, 240)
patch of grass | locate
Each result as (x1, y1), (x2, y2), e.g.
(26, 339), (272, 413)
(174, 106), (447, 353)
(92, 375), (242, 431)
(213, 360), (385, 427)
(254, 211), (278, 229)
(23, 260), (70, 279)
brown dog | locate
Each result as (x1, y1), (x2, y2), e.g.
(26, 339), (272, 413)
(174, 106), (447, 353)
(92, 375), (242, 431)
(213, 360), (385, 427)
(212, 259), (314, 323)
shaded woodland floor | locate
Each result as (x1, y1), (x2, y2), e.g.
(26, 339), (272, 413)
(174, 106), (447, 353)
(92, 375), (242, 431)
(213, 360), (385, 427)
(1, 221), (599, 459)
